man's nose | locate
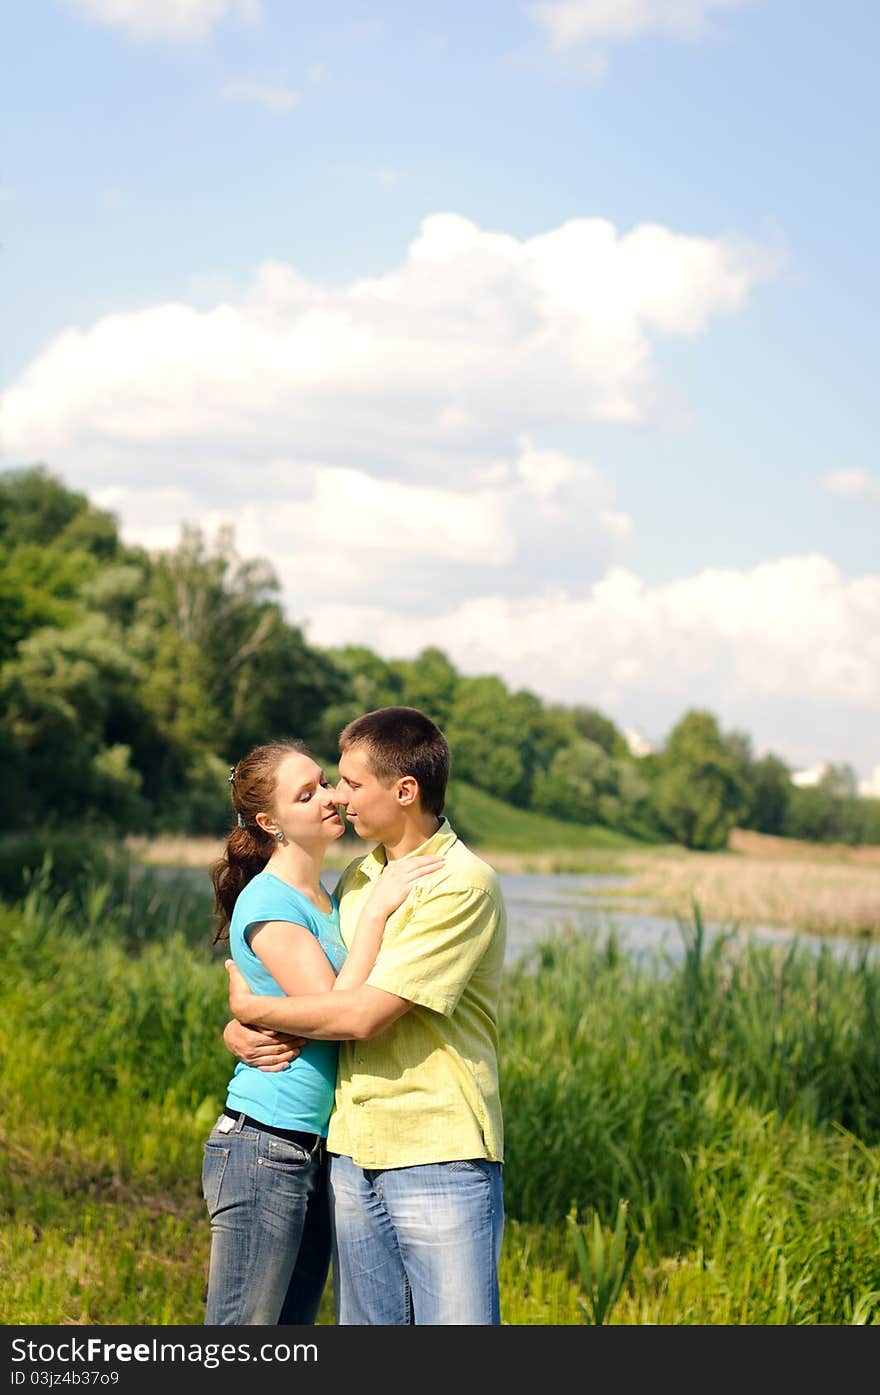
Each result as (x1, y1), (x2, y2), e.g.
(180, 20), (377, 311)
(331, 784), (350, 807)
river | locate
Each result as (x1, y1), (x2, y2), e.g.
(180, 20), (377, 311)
(318, 868), (877, 971)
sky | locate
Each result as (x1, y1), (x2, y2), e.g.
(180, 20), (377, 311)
(3, 0), (879, 784)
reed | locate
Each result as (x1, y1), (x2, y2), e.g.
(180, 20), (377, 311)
(620, 841), (880, 937)
(2, 874), (879, 1324)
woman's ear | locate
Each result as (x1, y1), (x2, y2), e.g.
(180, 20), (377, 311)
(254, 811), (277, 837)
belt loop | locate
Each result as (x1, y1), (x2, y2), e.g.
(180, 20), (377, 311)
(232, 1110), (246, 1135)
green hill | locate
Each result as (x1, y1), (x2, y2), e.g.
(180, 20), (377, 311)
(444, 780), (646, 855)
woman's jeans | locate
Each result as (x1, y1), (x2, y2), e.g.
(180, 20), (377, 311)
(328, 1153), (504, 1324)
(201, 1113), (330, 1325)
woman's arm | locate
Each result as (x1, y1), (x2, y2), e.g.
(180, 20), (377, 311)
(223, 852), (444, 1063)
(331, 853), (445, 989)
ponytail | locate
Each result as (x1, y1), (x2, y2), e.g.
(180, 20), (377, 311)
(210, 738), (310, 942)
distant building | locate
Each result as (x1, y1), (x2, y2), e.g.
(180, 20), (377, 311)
(791, 761), (880, 798)
(624, 726), (653, 758)
(858, 765), (880, 799)
(790, 762), (829, 788)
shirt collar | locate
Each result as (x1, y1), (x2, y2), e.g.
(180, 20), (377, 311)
(356, 817), (458, 882)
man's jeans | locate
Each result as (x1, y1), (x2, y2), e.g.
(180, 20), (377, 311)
(201, 1114), (330, 1324)
(328, 1153), (504, 1325)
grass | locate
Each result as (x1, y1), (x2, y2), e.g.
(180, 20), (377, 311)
(2, 865), (880, 1325)
(617, 831), (880, 938)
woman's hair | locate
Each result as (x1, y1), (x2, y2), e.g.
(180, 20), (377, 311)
(210, 739), (310, 942)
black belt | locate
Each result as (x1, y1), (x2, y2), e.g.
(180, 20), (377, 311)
(222, 1109), (322, 1152)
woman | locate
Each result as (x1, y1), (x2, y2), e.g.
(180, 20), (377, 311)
(202, 738), (443, 1325)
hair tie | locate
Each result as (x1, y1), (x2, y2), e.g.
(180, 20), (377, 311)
(236, 812), (245, 829)
(228, 766), (237, 784)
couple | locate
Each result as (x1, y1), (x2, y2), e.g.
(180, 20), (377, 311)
(203, 706), (507, 1326)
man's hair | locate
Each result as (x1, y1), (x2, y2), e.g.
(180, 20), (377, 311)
(339, 706), (450, 817)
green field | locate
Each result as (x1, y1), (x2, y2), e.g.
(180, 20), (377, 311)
(2, 859), (879, 1325)
(443, 780), (645, 858)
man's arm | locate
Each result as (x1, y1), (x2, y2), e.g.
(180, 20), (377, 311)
(221, 853), (441, 1062)
(226, 959), (412, 1041)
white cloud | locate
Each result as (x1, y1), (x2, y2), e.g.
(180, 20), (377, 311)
(67, 0), (260, 43)
(221, 79), (300, 113)
(528, 0), (749, 54)
(820, 469), (880, 505)
(91, 440), (630, 615)
(0, 212), (776, 483)
(300, 554), (880, 774)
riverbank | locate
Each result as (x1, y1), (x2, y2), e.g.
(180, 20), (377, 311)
(125, 827), (880, 939)
(4, 886), (879, 1324)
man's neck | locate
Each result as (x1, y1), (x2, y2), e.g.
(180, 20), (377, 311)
(382, 813), (443, 861)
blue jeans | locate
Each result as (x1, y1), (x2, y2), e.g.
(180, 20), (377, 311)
(201, 1113), (330, 1325)
(328, 1153), (504, 1325)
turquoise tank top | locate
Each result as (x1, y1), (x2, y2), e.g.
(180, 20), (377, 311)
(225, 871), (347, 1135)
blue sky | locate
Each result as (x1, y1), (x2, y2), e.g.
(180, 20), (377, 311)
(3, 1), (879, 783)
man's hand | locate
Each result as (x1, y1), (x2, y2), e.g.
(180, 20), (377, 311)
(223, 962), (305, 1068)
(225, 957), (260, 1023)
(222, 1008), (304, 1072)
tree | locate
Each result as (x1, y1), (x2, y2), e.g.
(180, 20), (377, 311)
(0, 615), (150, 827)
(653, 709), (751, 850)
(532, 739), (615, 825)
(784, 764), (861, 844)
(393, 647), (459, 729)
(446, 675), (531, 803)
(0, 464), (120, 558)
(742, 753), (792, 835)
(570, 705), (627, 757)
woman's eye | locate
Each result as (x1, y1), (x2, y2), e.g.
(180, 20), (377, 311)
(299, 792), (313, 802)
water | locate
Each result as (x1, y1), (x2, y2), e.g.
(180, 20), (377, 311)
(320, 868), (878, 971)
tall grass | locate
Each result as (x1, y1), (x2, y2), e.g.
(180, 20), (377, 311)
(1, 867), (878, 1324)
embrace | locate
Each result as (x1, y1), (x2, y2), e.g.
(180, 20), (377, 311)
(202, 706), (507, 1326)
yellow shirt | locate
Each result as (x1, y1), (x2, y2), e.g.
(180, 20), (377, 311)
(325, 819), (506, 1169)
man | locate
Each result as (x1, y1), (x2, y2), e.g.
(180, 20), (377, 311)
(223, 706), (506, 1325)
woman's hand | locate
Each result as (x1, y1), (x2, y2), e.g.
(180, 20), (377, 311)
(366, 853), (446, 920)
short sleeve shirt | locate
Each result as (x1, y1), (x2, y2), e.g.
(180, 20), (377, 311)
(325, 820), (506, 1168)
(225, 871), (346, 1135)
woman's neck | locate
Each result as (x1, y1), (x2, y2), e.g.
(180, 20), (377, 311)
(265, 842), (329, 907)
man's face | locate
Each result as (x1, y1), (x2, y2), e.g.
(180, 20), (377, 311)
(336, 745), (402, 843)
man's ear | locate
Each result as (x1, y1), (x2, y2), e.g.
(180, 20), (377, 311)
(397, 776), (419, 808)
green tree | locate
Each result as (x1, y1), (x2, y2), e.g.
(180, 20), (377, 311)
(393, 647), (459, 729)
(446, 675), (531, 803)
(743, 753), (792, 835)
(653, 709), (751, 850)
(570, 705), (627, 757)
(318, 647), (405, 756)
(784, 764), (861, 844)
(532, 739), (615, 824)
(0, 615), (150, 827)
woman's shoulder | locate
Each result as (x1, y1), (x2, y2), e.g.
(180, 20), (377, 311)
(233, 872), (310, 924)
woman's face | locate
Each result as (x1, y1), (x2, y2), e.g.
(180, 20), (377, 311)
(262, 752), (346, 847)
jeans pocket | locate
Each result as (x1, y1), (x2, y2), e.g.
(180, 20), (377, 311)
(446, 1159), (492, 1180)
(202, 1140), (230, 1215)
(260, 1133), (313, 1171)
